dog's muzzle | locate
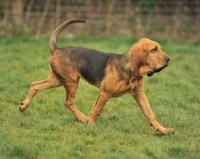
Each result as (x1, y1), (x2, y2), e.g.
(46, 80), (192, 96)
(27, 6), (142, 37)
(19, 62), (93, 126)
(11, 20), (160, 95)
(147, 56), (170, 77)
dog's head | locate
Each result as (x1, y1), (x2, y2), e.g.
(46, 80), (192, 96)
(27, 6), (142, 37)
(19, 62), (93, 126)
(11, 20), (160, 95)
(129, 38), (170, 77)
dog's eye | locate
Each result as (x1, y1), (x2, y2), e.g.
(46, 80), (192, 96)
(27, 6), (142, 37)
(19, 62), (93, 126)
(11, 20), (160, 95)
(151, 47), (157, 53)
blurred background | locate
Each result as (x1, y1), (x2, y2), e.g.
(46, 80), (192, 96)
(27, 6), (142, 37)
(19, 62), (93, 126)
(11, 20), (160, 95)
(0, 0), (199, 41)
(0, 2), (200, 158)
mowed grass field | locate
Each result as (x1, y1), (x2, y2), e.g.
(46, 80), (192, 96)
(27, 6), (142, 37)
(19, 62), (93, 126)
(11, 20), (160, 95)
(0, 35), (200, 159)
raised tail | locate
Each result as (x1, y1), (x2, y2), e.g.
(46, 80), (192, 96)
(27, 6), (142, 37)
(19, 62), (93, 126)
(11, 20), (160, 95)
(49, 18), (88, 54)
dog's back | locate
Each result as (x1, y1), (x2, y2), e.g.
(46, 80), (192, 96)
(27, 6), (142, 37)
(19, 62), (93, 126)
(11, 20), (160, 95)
(50, 46), (122, 86)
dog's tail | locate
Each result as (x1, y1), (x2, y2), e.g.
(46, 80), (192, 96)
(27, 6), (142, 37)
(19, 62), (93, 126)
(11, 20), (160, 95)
(49, 18), (88, 54)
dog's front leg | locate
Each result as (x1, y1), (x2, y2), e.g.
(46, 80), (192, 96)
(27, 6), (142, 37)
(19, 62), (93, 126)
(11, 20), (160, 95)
(133, 93), (174, 135)
(88, 91), (110, 125)
(132, 78), (174, 135)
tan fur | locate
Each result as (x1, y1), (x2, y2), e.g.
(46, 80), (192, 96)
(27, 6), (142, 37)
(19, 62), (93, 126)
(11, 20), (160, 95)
(19, 19), (174, 135)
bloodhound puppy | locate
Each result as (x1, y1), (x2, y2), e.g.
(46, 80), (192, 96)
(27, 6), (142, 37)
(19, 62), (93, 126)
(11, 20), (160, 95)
(19, 19), (174, 135)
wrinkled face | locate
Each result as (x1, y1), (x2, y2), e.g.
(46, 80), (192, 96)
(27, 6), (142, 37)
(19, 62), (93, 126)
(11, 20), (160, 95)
(130, 38), (170, 77)
(143, 39), (170, 76)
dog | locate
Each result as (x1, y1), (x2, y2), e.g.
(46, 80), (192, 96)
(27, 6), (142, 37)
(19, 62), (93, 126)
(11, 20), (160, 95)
(19, 19), (174, 135)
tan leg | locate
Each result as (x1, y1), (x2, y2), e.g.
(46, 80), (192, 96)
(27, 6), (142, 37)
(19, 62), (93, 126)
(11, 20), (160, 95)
(88, 91), (110, 125)
(133, 92), (174, 135)
(19, 71), (62, 112)
(63, 81), (90, 123)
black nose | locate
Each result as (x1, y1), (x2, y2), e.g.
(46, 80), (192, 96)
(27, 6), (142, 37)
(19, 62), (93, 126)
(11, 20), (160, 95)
(166, 56), (170, 62)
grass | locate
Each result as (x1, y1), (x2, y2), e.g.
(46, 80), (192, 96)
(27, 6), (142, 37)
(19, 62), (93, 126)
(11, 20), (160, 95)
(0, 35), (200, 159)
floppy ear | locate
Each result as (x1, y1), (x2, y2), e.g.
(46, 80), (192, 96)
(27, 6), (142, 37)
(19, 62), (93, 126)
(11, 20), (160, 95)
(130, 46), (143, 76)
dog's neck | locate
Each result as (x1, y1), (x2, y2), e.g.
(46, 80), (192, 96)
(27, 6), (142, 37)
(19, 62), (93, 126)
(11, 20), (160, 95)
(121, 50), (153, 77)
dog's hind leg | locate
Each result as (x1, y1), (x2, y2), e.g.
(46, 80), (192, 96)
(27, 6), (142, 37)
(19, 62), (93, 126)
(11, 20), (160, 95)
(19, 71), (62, 112)
(63, 81), (90, 123)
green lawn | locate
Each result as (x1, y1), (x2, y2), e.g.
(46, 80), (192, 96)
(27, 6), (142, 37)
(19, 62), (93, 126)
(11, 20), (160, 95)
(0, 36), (200, 159)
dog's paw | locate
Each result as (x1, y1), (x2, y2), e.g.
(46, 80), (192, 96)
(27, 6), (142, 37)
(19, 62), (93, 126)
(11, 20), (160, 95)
(158, 128), (175, 135)
(87, 118), (96, 126)
(19, 101), (26, 112)
(77, 115), (90, 123)
(167, 128), (175, 135)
